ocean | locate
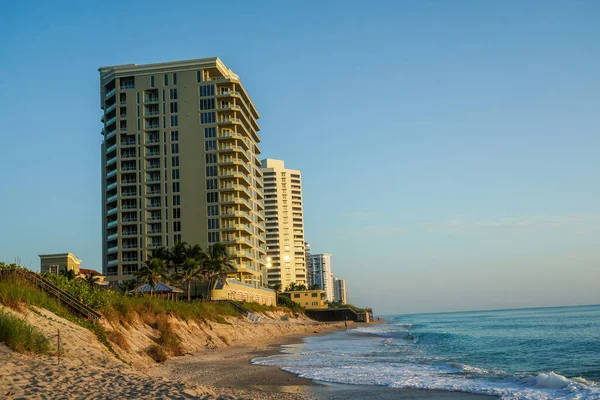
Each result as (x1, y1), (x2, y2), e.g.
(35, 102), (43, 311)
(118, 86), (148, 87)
(253, 305), (600, 399)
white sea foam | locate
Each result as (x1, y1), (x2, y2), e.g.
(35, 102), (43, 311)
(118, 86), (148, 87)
(252, 328), (600, 400)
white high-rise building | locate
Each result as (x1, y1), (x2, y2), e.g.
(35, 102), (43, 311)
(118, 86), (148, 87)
(334, 277), (347, 304)
(308, 253), (334, 302)
(260, 159), (306, 289)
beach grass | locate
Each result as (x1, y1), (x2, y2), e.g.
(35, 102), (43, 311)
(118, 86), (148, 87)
(0, 309), (51, 354)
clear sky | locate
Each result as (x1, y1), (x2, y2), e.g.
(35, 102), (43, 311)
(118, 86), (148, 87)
(1, 0), (598, 314)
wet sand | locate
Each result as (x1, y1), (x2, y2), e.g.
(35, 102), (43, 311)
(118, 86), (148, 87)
(150, 322), (498, 399)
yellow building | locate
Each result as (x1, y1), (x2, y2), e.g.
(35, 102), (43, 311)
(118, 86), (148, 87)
(39, 253), (107, 285)
(99, 58), (266, 289)
(286, 290), (328, 309)
(212, 278), (276, 306)
(39, 253), (82, 275)
(260, 159), (306, 288)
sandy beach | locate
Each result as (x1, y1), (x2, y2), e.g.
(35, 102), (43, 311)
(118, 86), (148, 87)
(0, 307), (495, 399)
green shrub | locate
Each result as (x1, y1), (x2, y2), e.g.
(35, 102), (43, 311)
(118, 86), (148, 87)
(277, 295), (304, 312)
(0, 309), (51, 354)
(215, 315), (232, 325)
(147, 344), (168, 362)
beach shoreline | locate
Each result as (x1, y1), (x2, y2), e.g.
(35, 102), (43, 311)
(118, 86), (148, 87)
(149, 320), (498, 400)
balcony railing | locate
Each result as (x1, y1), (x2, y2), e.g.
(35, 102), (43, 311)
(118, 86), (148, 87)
(105, 144), (117, 154)
(217, 118), (242, 125)
(122, 192), (137, 197)
(106, 182), (117, 191)
(148, 230), (162, 235)
(107, 207), (118, 215)
(120, 83), (135, 90)
(122, 244), (138, 249)
(106, 195), (117, 203)
(122, 167), (136, 172)
(146, 177), (160, 182)
(122, 258), (138, 262)
(105, 116), (117, 126)
(146, 191), (161, 195)
(105, 88), (116, 99)
(121, 180), (136, 185)
(106, 129), (117, 140)
(122, 231), (138, 237)
(147, 203), (161, 209)
(145, 124), (160, 130)
(144, 97), (159, 103)
(122, 205), (137, 210)
(107, 233), (118, 241)
(107, 220), (118, 228)
(106, 169), (117, 178)
(107, 246), (118, 254)
(105, 103), (116, 114)
(122, 218), (137, 223)
(107, 259), (118, 266)
(145, 111), (159, 116)
(122, 153), (136, 159)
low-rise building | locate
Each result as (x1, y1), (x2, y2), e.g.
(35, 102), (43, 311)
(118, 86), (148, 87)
(39, 253), (107, 285)
(285, 289), (327, 309)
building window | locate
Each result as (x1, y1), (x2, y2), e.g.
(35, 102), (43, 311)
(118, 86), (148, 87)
(197, 71), (202, 83)
(170, 102), (178, 113)
(199, 85), (214, 97)
(172, 169), (180, 179)
(173, 221), (181, 232)
(171, 143), (179, 154)
(173, 73), (177, 85)
(173, 195), (180, 206)
(171, 156), (179, 167)
(206, 165), (217, 176)
(169, 88), (178, 100)
(200, 98), (215, 110)
(312, 293), (317, 297)
(208, 232), (220, 243)
(208, 218), (220, 229)
(207, 192), (219, 203)
(200, 112), (215, 124)
(207, 205), (219, 216)
(174, 234), (182, 243)
(294, 294), (300, 298)
(204, 127), (216, 138)
(205, 153), (217, 164)
(172, 182), (180, 193)
(164, 74), (169, 86)
(170, 115), (178, 127)
(150, 76), (155, 88)
(206, 179), (218, 190)
(170, 131), (178, 141)
(173, 208), (181, 219)
(204, 140), (216, 150)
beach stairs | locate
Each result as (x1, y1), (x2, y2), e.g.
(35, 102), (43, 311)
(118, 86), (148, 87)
(225, 300), (261, 322)
(0, 268), (101, 320)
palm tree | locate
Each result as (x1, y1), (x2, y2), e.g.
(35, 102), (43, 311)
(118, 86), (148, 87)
(202, 242), (235, 300)
(270, 283), (282, 293)
(136, 257), (167, 296)
(286, 282), (299, 292)
(308, 283), (320, 290)
(169, 241), (189, 273)
(178, 256), (204, 302)
(60, 269), (76, 281)
(80, 273), (100, 288)
(118, 279), (138, 294)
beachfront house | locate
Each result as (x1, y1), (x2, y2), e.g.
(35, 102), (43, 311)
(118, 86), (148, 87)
(284, 289), (328, 309)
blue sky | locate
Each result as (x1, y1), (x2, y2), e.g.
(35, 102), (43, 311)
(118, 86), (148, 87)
(1, 0), (598, 314)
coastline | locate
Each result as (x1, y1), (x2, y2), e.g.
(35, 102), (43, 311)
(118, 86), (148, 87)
(149, 321), (498, 400)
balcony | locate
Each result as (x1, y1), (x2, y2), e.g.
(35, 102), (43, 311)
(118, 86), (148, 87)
(122, 153), (137, 159)
(120, 82), (135, 90)
(145, 124), (160, 130)
(105, 103), (117, 114)
(123, 244), (138, 249)
(122, 231), (138, 237)
(105, 143), (117, 154)
(106, 194), (117, 203)
(216, 117), (242, 126)
(122, 204), (137, 210)
(107, 220), (118, 228)
(123, 257), (138, 263)
(145, 110), (159, 116)
(105, 116), (117, 127)
(106, 182), (117, 191)
(105, 129), (117, 140)
(106, 168), (117, 178)
(148, 230), (162, 235)
(146, 177), (161, 183)
(107, 233), (118, 241)
(120, 140), (136, 147)
(107, 207), (118, 216)
(107, 259), (118, 267)
(144, 96), (159, 103)
(107, 246), (118, 254)
(217, 90), (240, 98)
(122, 218), (137, 224)
(122, 191), (137, 198)
(146, 190), (161, 196)
(147, 203), (161, 209)
(216, 104), (241, 112)
(121, 179), (136, 186)
(146, 164), (160, 170)
(105, 88), (116, 99)
(122, 166), (136, 172)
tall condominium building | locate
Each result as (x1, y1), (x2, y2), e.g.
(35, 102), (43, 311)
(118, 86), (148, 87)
(305, 242), (312, 286)
(307, 254), (334, 302)
(99, 58), (266, 286)
(260, 159), (306, 289)
(334, 277), (347, 305)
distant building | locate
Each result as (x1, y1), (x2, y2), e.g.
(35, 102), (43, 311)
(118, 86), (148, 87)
(260, 159), (306, 289)
(334, 278), (347, 304)
(39, 253), (107, 285)
(307, 254), (334, 302)
(39, 253), (82, 275)
(285, 289), (327, 309)
(305, 242), (313, 286)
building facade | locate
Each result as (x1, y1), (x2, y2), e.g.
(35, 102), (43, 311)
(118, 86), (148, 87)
(334, 277), (347, 304)
(307, 254), (334, 302)
(260, 159), (306, 289)
(99, 58), (266, 287)
(285, 289), (327, 309)
(39, 253), (82, 275)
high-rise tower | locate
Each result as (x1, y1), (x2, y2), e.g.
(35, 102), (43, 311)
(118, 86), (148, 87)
(260, 159), (306, 289)
(99, 58), (266, 287)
